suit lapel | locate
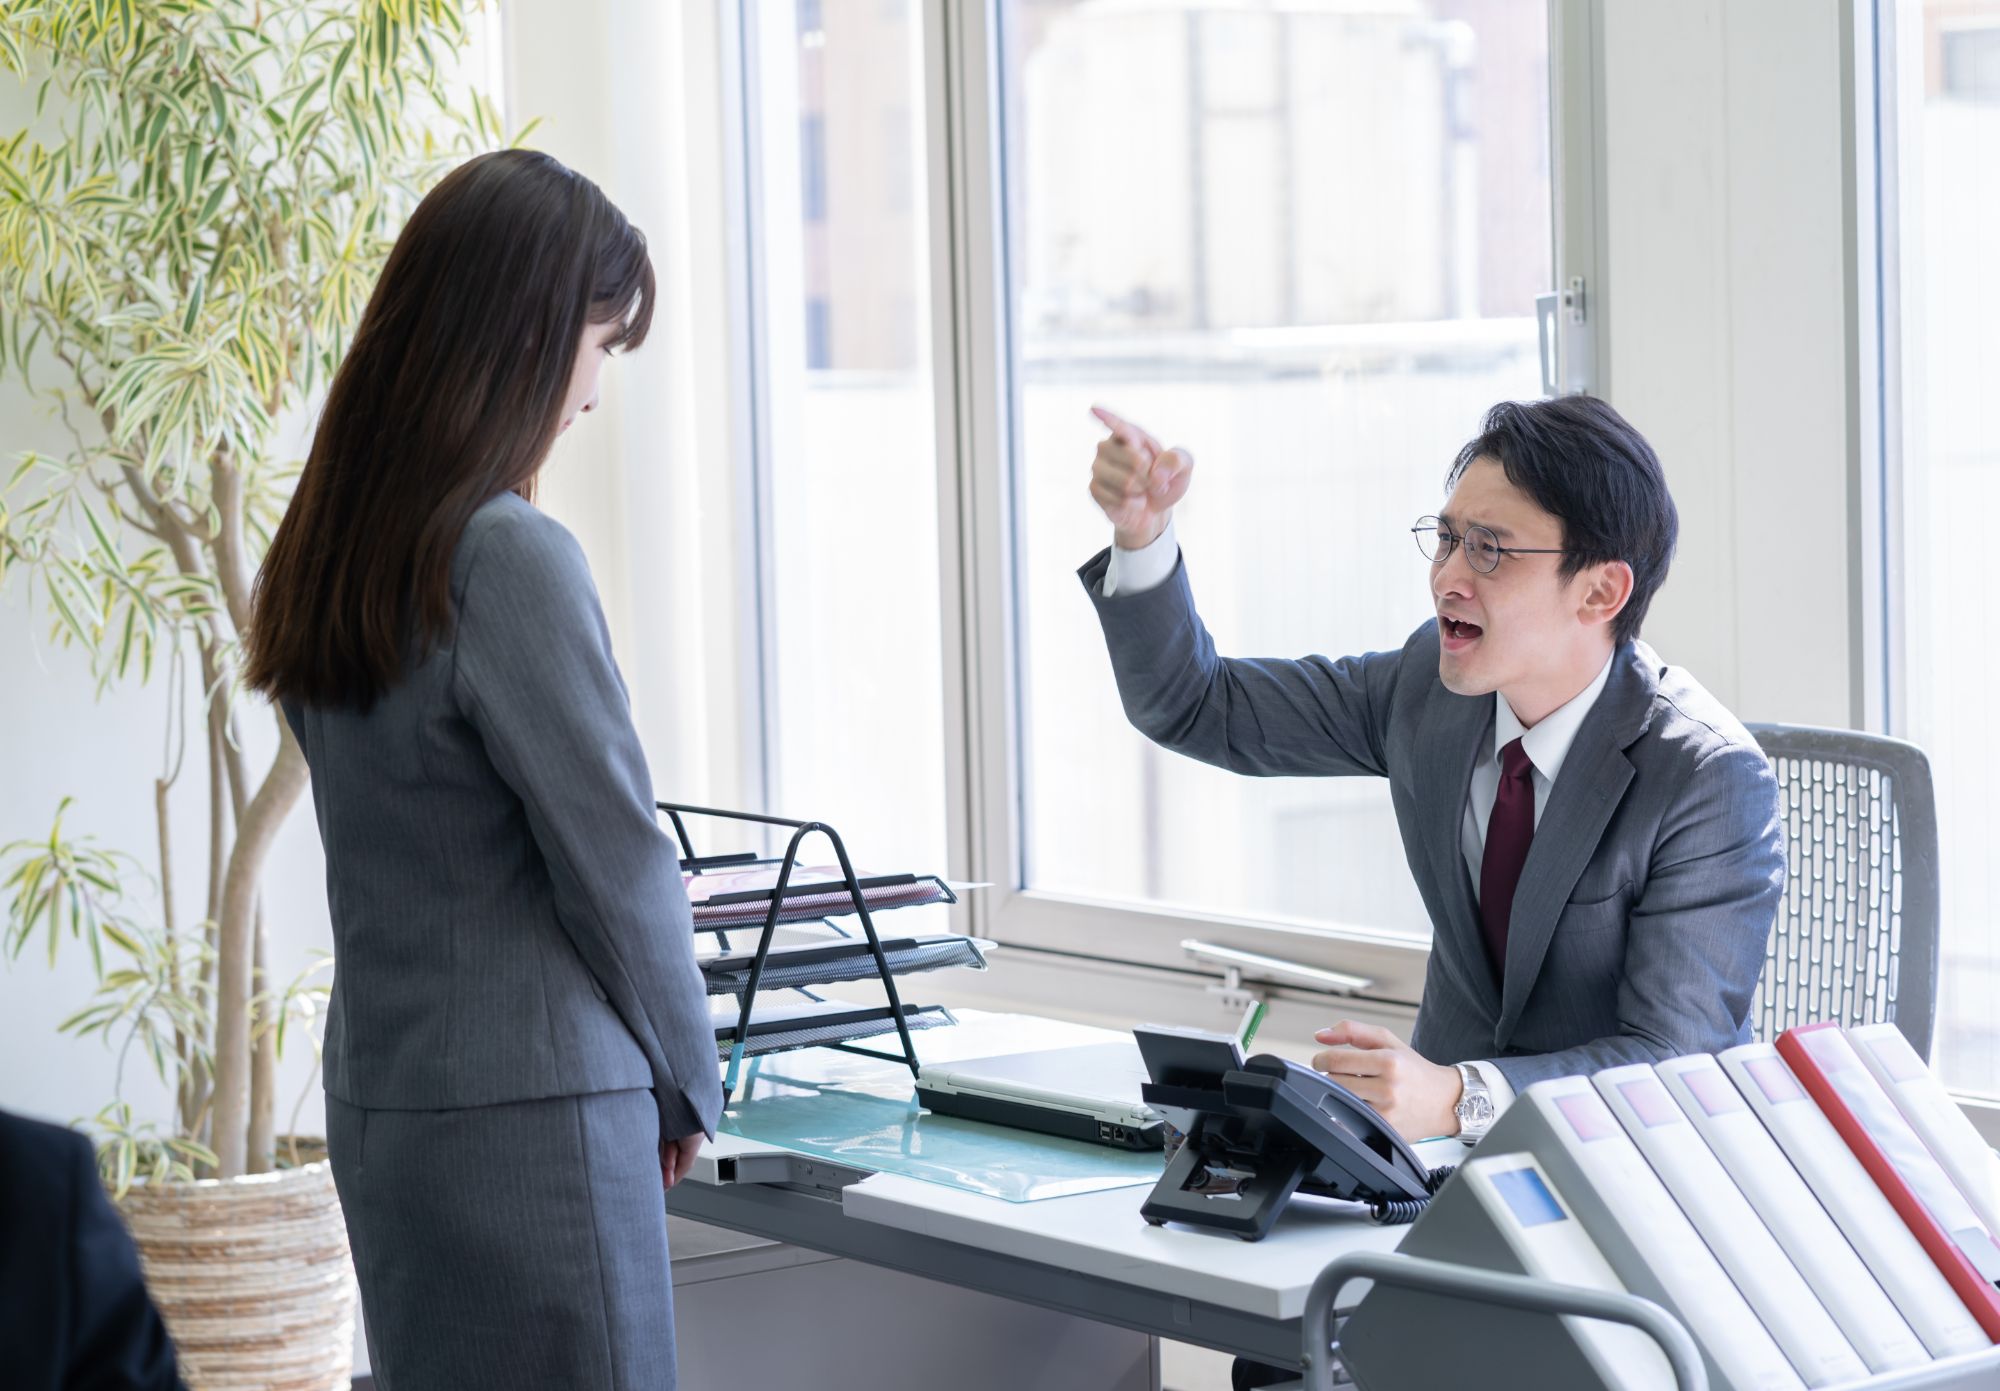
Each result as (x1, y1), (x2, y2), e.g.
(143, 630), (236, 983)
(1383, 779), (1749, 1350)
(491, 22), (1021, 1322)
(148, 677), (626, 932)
(1414, 684), (1499, 1018)
(1495, 645), (1656, 1044)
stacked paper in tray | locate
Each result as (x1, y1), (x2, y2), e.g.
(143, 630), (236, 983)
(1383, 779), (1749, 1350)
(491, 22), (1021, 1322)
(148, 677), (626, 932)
(1347, 1021), (2000, 1390)
(683, 863), (955, 929)
(698, 934), (994, 994)
(707, 995), (958, 1060)
(690, 859), (980, 1067)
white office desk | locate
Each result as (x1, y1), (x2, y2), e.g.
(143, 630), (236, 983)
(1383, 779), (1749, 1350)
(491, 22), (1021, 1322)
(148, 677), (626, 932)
(667, 1011), (1458, 1373)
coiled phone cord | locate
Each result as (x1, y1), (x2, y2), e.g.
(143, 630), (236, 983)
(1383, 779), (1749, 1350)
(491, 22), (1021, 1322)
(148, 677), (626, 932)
(1368, 1164), (1458, 1225)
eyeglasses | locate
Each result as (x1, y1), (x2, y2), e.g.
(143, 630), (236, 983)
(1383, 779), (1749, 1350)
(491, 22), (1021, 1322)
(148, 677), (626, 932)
(1412, 516), (1569, 574)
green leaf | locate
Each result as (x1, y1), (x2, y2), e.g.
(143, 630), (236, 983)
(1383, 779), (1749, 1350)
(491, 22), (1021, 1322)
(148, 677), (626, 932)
(114, 601), (137, 676)
(57, 1003), (106, 1033)
(142, 105), (170, 162)
(73, 866), (119, 894)
(46, 578), (93, 649)
(328, 38), (353, 94)
(166, 1137), (217, 1167)
(79, 499), (123, 573)
(194, 180), (226, 228)
(84, 894), (104, 976)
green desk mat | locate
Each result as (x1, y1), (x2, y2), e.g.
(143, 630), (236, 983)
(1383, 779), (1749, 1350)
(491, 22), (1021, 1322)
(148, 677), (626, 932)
(718, 1016), (1167, 1203)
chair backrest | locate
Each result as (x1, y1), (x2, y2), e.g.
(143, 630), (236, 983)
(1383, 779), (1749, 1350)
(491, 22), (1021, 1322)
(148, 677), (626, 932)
(1747, 722), (1940, 1059)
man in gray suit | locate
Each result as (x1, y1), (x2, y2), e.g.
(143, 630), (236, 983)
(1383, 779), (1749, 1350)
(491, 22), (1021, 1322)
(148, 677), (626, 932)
(1082, 395), (1783, 1148)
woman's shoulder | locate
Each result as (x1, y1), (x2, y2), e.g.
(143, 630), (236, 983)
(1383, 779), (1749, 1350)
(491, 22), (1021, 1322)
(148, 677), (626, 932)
(453, 492), (589, 596)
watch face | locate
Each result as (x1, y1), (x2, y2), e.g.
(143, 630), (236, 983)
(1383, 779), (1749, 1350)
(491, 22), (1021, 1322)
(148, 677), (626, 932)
(1457, 1095), (1495, 1126)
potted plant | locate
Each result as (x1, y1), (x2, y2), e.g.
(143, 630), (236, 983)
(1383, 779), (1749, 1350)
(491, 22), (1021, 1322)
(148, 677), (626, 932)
(0, 3), (523, 1384)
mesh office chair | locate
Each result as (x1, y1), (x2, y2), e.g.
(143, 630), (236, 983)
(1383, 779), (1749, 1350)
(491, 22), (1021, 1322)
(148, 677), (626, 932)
(1747, 722), (1941, 1059)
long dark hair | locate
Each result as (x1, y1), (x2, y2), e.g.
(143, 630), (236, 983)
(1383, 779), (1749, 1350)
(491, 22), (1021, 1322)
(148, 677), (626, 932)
(243, 149), (654, 709)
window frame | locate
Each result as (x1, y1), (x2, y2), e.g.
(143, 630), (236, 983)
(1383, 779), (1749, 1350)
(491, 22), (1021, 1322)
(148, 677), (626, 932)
(920, 0), (1606, 1009)
(695, 0), (2000, 1131)
(1868, 0), (2000, 1131)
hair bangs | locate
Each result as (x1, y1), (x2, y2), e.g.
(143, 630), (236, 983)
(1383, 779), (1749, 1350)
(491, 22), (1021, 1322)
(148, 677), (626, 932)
(593, 224), (654, 353)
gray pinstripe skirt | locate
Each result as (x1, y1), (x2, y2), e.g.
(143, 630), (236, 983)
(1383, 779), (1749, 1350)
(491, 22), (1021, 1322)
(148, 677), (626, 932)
(326, 1087), (676, 1390)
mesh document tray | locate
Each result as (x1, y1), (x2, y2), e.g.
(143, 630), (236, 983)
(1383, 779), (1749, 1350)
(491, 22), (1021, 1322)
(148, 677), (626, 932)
(710, 998), (956, 1061)
(699, 935), (992, 995)
(659, 805), (963, 1090)
(686, 867), (957, 931)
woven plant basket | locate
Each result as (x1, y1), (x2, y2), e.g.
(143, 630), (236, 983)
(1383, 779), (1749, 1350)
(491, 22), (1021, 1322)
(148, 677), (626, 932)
(118, 1158), (356, 1391)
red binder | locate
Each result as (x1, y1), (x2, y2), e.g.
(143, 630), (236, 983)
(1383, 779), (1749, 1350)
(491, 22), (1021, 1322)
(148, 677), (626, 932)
(1778, 1021), (2000, 1341)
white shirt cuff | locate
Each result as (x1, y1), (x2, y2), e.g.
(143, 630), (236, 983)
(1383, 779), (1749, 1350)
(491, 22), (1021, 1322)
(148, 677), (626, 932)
(1468, 1059), (1517, 1117)
(1102, 517), (1179, 598)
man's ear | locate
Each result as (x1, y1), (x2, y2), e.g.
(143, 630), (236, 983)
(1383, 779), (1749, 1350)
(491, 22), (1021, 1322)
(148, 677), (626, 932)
(1578, 560), (1634, 631)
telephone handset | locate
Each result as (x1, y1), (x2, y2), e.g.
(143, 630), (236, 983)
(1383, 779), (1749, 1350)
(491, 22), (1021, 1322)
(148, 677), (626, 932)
(1135, 1026), (1453, 1241)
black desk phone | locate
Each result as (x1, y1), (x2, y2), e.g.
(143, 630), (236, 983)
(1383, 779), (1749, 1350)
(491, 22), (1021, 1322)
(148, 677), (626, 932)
(1134, 1026), (1454, 1241)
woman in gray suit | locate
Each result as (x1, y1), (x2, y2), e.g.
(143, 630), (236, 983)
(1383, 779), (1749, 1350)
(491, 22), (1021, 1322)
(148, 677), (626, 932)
(244, 149), (723, 1390)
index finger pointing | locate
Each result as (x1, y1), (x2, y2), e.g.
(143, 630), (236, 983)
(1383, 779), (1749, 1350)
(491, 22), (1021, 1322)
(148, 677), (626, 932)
(1090, 403), (1134, 436)
(1090, 404), (1160, 460)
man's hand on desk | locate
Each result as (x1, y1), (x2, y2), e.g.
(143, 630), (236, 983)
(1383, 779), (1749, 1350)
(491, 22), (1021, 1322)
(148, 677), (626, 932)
(1311, 1020), (1462, 1142)
(1089, 405), (1193, 551)
(659, 1132), (705, 1191)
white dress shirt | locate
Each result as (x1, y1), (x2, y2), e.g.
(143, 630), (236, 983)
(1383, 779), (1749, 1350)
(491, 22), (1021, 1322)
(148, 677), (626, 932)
(1104, 524), (1618, 1123)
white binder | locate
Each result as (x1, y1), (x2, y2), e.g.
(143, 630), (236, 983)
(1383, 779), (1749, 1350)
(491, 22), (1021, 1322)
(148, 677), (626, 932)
(1718, 1042), (1989, 1359)
(1848, 1022), (2000, 1243)
(1340, 1151), (1678, 1391)
(1594, 1064), (1867, 1387)
(1489, 1078), (1804, 1391)
(1458, 1154), (1677, 1391)
(1656, 1052), (1930, 1375)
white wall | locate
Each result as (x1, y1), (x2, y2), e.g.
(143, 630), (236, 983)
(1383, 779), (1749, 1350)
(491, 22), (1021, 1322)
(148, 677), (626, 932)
(1600, 0), (1859, 728)
(503, 0), (765, 815)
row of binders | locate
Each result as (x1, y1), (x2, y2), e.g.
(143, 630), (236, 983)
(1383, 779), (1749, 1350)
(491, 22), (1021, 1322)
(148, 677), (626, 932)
(1341, 1021), (2000, 1391)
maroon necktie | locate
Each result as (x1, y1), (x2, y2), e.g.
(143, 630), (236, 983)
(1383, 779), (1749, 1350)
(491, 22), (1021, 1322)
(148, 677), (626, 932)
(1480, 737), (1536, 981)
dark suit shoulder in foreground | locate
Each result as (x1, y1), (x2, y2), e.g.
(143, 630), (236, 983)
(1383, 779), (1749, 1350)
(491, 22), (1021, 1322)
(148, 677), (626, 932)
(0, 1108), (183, 1391)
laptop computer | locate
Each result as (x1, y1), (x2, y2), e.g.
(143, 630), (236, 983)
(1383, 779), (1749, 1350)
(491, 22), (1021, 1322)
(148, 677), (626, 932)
(916, 1041), (1168, 1151)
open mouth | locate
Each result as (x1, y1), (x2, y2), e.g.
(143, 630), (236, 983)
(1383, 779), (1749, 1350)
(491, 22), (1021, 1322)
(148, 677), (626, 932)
(1441, 616), (1485, 643)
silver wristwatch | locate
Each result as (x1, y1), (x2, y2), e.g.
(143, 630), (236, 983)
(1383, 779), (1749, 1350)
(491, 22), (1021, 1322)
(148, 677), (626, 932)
(1453, 1062), (1496, 1145)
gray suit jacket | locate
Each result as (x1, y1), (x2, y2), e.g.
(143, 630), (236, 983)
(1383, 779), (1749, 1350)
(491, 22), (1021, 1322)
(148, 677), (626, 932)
(284, 493), (722, 1142)
(1081, 548), (1785, 1090)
